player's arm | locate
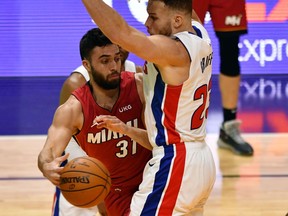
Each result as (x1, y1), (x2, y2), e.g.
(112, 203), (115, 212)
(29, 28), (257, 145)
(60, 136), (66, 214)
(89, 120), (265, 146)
(59, 74), (109, 214)
(38, 96), (83, 186)
(122, 123), (152, 151)
(82, 0), (189, 85)
(135, 65), (143, 73)
(59, 72), (87, 105)
(94, 115), (152, 151)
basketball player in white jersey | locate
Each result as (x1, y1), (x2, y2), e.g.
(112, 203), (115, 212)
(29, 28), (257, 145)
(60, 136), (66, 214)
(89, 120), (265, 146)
(81, 0), (216, 215)
(52, 47), (141, 216)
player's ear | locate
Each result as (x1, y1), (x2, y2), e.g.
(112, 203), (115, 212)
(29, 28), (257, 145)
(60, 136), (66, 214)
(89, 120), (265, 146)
(174, 15), (183, 28)
(82, 60), (91, 72)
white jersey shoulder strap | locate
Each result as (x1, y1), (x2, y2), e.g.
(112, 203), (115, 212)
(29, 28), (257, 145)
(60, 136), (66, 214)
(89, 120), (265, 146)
(72, 65), (90, 81)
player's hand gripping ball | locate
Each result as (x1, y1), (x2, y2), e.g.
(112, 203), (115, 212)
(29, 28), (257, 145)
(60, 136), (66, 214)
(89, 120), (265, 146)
(59, 156), (111, 208)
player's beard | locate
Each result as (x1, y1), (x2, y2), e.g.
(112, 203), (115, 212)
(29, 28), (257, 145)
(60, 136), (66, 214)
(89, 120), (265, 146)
(158, 23), (172, 36)
(91, 65), (120, 90)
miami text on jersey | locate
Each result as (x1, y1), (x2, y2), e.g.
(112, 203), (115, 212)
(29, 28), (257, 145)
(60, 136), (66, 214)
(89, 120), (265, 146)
(87, 118), (138, 144)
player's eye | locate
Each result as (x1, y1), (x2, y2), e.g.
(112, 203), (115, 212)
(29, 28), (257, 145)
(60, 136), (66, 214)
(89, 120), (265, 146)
(115, 57), (121, 62)
(101, 59), (109, 64)
(149, 16), (157, 21)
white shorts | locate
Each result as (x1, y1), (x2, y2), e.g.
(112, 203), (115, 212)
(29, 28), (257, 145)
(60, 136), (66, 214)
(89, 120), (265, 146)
(52, 188), (99, 216)
(130, 142), (216, 216)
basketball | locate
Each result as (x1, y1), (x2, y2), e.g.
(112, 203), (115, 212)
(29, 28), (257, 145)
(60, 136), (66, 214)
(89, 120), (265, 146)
(59, 156), (111, 208)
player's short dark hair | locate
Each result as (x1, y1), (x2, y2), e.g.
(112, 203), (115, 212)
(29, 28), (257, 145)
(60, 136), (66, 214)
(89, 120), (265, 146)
(80, 28), (113, 61)
(157, 0), (192, 15)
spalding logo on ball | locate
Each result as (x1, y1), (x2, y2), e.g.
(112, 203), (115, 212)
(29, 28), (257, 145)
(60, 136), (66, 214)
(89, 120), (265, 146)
(59, 156), (111, 208)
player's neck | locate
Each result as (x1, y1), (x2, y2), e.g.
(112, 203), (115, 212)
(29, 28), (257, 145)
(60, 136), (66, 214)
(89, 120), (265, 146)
(92, 86), (119, 112)
(173, 20), (194, 35)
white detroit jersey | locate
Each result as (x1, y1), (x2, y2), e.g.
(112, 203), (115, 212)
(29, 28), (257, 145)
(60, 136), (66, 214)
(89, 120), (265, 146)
(73, 65), (90, 81)
(124, 60), (137, 72)
(143, 21), (213, 147)
(131, 21), (215, 216)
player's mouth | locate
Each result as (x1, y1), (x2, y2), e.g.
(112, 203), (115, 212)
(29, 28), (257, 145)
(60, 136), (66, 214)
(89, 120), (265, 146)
(108, 72), (120, 80)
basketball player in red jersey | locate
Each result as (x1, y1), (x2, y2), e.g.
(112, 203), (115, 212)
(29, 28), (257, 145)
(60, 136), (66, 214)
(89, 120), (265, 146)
(38, 28), (151, 216)
(52, 38), (143, 216)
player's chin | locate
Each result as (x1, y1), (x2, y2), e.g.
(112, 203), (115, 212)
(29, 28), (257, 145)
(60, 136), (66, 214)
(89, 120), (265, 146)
(106, 79), (120, 89)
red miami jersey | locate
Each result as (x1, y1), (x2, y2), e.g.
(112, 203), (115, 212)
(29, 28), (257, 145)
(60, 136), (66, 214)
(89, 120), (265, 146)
(72, 71), (152, 216)
(143, 21), (213, 147)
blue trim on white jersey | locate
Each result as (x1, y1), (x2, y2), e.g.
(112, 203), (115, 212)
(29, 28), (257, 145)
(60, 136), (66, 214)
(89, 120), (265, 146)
(53, 151), (67, 216)
(192, 25), (202, 38)
(152, 73), (166, 146)
(53, 187), (61, 216)
(140, 145), (174, 215)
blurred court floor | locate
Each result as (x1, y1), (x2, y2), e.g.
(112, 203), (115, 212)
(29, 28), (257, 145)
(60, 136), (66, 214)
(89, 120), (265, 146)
(0, 133), (287, 216)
